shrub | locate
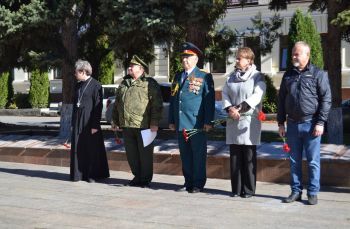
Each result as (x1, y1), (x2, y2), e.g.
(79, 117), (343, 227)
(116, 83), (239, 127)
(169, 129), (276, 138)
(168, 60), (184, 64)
(288, 9), (324, 69)
(28, 69), (49, 108)
(0, 71), (9, 108)
(262, 73), (277, 113)
(99, 50), (115, 85)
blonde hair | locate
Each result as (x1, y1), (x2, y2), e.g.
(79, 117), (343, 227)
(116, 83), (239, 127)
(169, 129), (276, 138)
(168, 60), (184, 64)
(236, 47), (255, 64)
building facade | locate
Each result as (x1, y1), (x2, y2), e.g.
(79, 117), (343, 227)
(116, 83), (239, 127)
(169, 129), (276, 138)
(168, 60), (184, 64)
(12, 0), (350, 101)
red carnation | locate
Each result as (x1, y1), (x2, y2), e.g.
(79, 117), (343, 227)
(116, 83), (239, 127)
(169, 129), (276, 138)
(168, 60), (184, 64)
(115, 137), (122, 145)
(182, 128), (189, 142)
(283, 143), (291, 153)
(258, 110), (266, 121)
(282, 137), (291, 153)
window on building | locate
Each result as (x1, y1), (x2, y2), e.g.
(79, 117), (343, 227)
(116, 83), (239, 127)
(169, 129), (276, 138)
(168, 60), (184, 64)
(53, 68), (62, 79)
(244, 36), (261, 71)
(211, 56), (227, 73)
(229, 0), (258, 7)
(279, 35), (289, 71)
(27, 71), (32, 80)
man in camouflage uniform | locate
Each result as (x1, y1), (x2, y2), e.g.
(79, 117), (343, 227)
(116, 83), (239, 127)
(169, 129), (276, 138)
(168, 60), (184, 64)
(112, 55), (163, 188)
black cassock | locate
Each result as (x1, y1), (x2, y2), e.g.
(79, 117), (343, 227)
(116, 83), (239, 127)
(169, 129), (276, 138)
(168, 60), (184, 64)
(70, 77), (110, 181)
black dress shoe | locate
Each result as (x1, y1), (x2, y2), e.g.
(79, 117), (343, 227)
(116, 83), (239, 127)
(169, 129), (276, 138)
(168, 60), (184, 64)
(307, 195), (318, 205)
(283, 192), (302, 203)
(231, 193), (239, 197)
(190, 187), (203, 193)
(140, 182), (151, 188)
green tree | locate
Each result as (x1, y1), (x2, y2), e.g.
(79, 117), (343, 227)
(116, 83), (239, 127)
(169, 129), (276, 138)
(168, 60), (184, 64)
(205, 26), (237, 65)
(247, 12), (283, 56)
(0, 72), (10, 108)
(28, 69), (49, 108)
(101, 0), (232, 67)
(331, 9), (350, 42)
(262, 74), (277, 113)
(287, 9), (324, 69)
(0, 1), (108, 137)
(1, 0), (233, 137)
(96, 36), (115, 85)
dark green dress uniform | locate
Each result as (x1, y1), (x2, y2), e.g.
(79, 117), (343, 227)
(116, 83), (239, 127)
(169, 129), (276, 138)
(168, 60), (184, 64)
(169, 66), (215, 190)
(112, 71), (163, 186)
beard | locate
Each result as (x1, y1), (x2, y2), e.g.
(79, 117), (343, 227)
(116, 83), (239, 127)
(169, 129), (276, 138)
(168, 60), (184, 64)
(292, 60), (300, 68)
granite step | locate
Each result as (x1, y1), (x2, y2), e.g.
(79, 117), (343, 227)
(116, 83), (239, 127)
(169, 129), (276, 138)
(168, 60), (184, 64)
(0, 134), (349, 187)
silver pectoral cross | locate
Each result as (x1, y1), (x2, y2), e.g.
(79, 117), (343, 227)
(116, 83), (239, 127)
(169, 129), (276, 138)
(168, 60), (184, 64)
(77, 102), (80, 107)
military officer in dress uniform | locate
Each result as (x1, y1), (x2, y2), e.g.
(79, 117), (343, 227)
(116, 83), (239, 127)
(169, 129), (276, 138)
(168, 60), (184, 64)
(169, 42), (215, 193)
(112, 55), (163, 188)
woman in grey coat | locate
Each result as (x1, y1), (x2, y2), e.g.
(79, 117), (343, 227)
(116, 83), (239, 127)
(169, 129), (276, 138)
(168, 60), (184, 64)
(222, 47), (266, 198)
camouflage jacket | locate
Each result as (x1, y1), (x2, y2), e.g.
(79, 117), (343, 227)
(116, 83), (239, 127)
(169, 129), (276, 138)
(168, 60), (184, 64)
(112, 74), (163, 128)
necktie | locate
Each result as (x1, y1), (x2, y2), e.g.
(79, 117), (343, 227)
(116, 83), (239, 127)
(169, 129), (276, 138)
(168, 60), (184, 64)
(181, 72), (188, 84)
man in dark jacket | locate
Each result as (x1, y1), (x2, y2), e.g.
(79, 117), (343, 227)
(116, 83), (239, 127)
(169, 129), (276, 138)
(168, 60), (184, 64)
(277, 41), (331, 205)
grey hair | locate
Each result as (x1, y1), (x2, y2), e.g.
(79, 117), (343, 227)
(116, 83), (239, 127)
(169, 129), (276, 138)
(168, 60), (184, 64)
(293, 41), (311, 55)
(75, 59), (92, 76)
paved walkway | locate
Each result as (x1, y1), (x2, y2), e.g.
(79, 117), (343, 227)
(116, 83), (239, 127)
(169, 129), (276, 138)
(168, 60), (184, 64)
(0, 161), (349, 228)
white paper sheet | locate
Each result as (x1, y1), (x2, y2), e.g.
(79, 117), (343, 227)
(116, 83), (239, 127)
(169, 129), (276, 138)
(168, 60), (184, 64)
(141, 129), (157, 147)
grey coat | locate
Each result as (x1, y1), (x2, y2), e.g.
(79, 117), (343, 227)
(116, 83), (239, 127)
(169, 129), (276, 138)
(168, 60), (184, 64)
(222, 65), (266, 145)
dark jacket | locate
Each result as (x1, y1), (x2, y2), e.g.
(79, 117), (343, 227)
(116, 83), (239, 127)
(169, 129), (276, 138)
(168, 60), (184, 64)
(277, 63), (332, 126)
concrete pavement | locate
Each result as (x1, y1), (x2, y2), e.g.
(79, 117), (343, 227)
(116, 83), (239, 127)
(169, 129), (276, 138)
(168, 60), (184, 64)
(0, 161), (349, 228)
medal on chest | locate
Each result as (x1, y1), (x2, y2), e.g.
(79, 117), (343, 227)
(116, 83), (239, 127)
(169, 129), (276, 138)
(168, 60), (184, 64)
(188, 76), (203, 95)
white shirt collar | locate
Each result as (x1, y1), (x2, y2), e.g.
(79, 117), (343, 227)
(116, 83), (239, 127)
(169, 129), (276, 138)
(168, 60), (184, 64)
(185, 66), (196, 75)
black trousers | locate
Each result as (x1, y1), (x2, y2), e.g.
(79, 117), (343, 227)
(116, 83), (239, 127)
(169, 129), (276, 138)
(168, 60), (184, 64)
(123, 128), (154, 184)
(230, 144), (257, 195)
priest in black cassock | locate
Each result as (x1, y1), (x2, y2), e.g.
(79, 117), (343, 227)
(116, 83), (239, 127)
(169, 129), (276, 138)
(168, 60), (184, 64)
(70, 59), (110, 182)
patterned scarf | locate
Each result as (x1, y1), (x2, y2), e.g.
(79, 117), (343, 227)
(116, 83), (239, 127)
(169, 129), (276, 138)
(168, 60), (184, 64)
(232, 64), (257, 82)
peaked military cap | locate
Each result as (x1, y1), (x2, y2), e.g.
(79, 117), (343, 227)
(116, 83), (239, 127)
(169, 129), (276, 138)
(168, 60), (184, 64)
(180, 42), (203, 56)
(130, 55), (148, 74)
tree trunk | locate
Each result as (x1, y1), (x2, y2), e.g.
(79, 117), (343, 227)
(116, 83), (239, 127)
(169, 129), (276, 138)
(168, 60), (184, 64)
(59, 16), (78, 139)
(186, 25), (207, 69)
(327, 2), (342, 107)
(86, 0), (102, 82)
(326, 1), (343, 144)
(327, 108), (343, 144)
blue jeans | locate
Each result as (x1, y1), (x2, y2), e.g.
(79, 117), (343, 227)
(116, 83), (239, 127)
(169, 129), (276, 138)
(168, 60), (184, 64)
(286, 120), (321, 196)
